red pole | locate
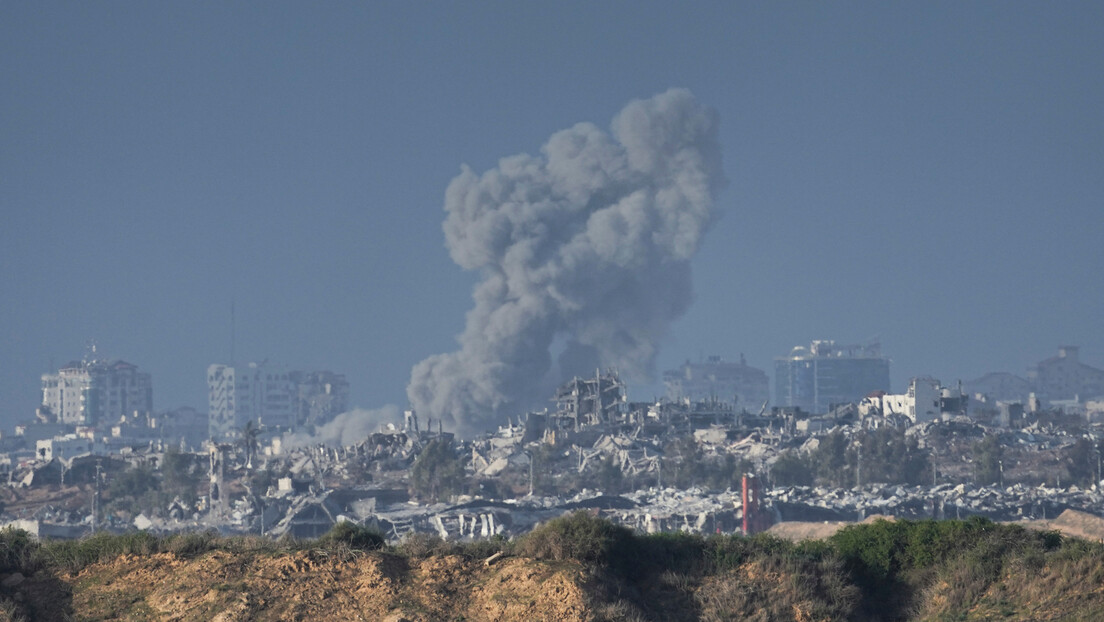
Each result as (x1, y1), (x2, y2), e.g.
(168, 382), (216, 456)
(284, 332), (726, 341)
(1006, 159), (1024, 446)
(742, 474), (750, 534)
(743, 474), (762, 535)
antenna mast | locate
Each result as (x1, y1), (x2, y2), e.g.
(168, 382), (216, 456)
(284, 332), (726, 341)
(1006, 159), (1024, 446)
(92, 460), (103, 533)
(230, 298), (236, 365)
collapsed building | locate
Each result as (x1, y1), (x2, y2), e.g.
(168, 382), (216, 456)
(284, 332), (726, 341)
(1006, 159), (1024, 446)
(177, 370), (1104, 541)
(5, 356), (1104, 544)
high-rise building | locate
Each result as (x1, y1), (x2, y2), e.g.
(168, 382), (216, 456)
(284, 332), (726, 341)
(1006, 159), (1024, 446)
(663, 355), (769, 410)
(208, 362), (296, 440)
(39, 359), (153, 426)
(207, 363), (350, 440)
(774, 340), (890, 414)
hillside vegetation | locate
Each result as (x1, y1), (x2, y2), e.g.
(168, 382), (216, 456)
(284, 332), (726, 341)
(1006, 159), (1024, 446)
(0, 515), (1102, 621)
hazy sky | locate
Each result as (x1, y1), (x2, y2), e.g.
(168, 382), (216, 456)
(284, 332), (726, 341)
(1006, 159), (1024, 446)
(3, 2), (1102, 427)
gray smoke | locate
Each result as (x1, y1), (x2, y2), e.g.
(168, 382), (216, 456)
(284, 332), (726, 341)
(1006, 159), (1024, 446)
(282, 405), (401, 448)
(407, 89), (723, 436)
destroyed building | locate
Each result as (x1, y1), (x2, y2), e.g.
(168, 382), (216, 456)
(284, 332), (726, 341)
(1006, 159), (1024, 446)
(6, 346), (1104, 549)
(293, 371), (350, 429)
(546, 370), (627, 433)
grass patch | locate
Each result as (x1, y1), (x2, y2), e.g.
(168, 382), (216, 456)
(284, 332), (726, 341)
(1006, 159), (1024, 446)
(514, 511), (635, 568)
(316, 521), (385, 551)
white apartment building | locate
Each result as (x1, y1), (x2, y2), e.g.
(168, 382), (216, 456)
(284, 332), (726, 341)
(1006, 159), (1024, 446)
(40, 359), (153, 426)
(208, 362), (296, 440)
(859, 376), (967, 424)
(35, 433), (96, 462)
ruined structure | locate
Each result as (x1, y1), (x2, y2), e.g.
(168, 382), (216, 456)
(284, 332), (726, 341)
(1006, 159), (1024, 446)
(549, 370), (626, 432)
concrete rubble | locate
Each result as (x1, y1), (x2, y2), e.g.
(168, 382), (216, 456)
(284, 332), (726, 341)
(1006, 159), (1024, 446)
(2, 369), (1103, 543)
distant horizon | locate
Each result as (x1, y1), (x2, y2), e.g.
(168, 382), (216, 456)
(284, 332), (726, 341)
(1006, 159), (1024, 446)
(16, 341), (1099, 426)
(5, 3), (1101, 429)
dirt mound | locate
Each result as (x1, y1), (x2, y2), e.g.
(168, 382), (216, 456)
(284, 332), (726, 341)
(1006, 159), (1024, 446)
(1019, 509), (1104, 541)
(1046, 509), (1104, 541)
(7, 515), (1103, 622)
(766, 514), (894, 541)
(766, 521), (848, 541)
(15, 550), (596, 622)
(8, 547), (858, 621)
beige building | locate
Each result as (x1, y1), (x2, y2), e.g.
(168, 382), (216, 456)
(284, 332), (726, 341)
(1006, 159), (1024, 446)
(208, 362), (296, 440)
(1028, 346), (1104, 402)
(39, 359), (152, 426)
(207, 364), (349, 440)
(35, 433), (96, 462)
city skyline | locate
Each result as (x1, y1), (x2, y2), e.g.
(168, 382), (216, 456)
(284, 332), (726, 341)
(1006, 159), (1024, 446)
(23, 341), (1104, 427)
(3, 3), (1103, 427)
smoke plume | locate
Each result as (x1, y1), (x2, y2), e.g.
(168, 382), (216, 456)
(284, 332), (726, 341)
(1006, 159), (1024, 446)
(282, 405), (401, 448)
(408, 89), (723, 435)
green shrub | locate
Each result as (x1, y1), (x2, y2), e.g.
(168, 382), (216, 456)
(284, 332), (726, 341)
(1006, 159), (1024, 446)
(1053, 535), (1104, 562)
(456, 535), (510, 561)
(0, 528), (38, 574)
(395, 532), (452, 558)
(317, 521), (385, 551)
(771, 450), (814, 486)
(161, 530), (221, 558)
(42, 531), (160, 573)
(221, 534), (284, 555)
(635, 531), (706, 576)
(702, 534), (752, 573)
(410, 439), (464, 503)
(515, 511), (635, 567)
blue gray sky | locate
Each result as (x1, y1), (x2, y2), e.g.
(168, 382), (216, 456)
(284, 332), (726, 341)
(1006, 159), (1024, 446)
(3, 2), (1102, 428)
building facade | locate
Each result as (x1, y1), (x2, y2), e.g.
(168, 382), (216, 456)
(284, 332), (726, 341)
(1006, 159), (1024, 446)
(39, 359), (153, 426)
(964, 372), (1032, 404)
(859, 376), (967, 423)
(35, 433), (96, 462)
(208, 363), (350, 439)
(663, 355), (770, 411)
(774, 340), (890, 414)
(1028, 346), (1104, 402)
(208, 362), (296, 440)
(156, 406), (209, 450)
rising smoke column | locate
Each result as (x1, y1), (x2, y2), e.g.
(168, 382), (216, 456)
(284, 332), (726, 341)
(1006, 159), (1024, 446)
(408, 89), (724, 435)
